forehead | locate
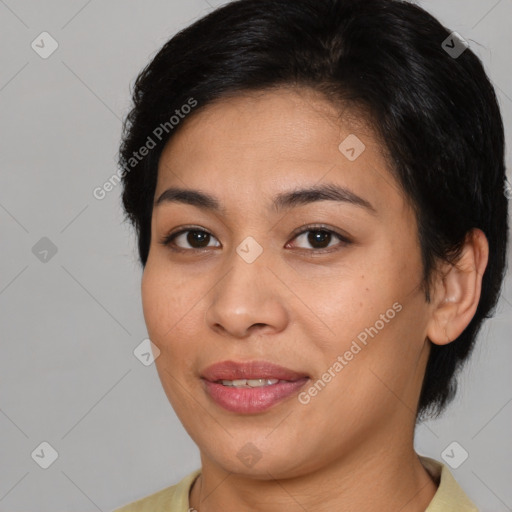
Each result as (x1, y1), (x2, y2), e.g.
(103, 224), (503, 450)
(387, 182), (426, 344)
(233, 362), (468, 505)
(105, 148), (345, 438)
(160, 87), (373, 161)
(155, 87), (407, 219)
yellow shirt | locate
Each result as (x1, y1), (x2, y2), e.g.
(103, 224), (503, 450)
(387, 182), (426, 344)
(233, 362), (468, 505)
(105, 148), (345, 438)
(113, 456), (478, 511)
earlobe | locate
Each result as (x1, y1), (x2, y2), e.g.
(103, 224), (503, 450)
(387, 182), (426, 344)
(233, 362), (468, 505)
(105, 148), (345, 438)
(426, 228), (489, 346)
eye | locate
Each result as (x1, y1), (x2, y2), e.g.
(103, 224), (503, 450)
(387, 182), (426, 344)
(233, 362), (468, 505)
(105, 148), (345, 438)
(159, 227), (220, 252)
(286, 225), (351, 252)
(159, 224), (351, 253)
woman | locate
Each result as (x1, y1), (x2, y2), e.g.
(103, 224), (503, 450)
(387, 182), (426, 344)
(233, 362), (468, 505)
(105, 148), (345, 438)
(114, 0), (508, 510)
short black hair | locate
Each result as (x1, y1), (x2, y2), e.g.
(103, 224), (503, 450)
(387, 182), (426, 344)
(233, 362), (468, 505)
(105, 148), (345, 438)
(118, 0), (509, 419)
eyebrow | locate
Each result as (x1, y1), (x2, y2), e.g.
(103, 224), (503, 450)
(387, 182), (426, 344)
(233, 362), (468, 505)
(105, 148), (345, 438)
(154, 183), (377, 215)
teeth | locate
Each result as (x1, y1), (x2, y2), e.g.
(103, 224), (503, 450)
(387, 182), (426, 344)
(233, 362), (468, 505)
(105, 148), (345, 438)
(221, 378), (280, 388)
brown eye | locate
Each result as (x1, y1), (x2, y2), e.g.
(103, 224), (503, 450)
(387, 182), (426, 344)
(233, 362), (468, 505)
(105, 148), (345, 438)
(289, 227), (350, 251)
(307, 230), (332, 249)
(161, 229), (221, 250)
(183, 230), (212, 248)
(160, 225), (351, 254)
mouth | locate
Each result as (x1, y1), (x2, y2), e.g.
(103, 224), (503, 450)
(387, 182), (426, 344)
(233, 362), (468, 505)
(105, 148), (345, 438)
(201, 359), (309, 382)
(201, 360), (310, 413)
(217, 378), (286, 388)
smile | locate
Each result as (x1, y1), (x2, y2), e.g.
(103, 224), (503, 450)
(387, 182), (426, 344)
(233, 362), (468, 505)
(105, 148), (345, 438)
(219, 378), (282, 387)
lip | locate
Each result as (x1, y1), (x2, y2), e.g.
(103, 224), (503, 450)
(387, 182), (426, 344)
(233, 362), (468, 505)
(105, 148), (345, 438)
(201, 360), (309, 382)
(201, 360), (310, 414)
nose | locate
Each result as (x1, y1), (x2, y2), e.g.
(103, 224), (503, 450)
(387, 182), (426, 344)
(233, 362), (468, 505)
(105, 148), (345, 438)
(204, 248), (289, 339)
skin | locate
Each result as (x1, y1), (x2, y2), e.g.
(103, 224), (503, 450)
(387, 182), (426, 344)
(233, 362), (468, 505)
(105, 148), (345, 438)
(141, 87), (489, 511)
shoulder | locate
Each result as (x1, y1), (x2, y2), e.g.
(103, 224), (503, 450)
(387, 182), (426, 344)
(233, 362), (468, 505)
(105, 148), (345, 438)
(113, 469), (201, 512)
(420, 456), (479, 512)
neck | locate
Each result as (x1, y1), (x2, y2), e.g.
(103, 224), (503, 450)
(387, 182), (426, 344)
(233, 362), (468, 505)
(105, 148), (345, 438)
(189, 425), (437, 512)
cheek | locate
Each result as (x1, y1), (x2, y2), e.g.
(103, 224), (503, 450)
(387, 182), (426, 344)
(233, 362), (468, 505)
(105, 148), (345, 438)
(299, 266), (389, 344)
(141, 262), (207, 355)
(141, 266), (199, 405)
(308, 255), (421, 380)
(141, 267), (166, 341)
(141, 264), (185, 345)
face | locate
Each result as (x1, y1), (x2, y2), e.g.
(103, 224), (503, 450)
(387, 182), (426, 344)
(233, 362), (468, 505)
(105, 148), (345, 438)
(141, 87), (433, 478)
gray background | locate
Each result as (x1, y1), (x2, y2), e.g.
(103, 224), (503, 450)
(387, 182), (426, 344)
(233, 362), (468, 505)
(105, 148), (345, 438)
(0, 0), (511, 510)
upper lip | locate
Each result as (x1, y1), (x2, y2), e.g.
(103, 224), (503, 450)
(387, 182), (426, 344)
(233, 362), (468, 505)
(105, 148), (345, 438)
(201, 360), (309, 382)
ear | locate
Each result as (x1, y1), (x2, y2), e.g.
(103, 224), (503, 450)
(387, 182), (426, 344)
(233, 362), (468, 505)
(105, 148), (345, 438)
(426, 228), (489, 346)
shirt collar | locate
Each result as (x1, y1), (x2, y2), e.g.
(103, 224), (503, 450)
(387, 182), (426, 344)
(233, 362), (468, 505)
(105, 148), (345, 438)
(173, 457), (478, 511)
(420, 456), (478, 511)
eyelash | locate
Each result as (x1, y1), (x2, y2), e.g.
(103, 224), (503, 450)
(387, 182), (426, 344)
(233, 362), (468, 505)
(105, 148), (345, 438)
(158, 224), (352, 255)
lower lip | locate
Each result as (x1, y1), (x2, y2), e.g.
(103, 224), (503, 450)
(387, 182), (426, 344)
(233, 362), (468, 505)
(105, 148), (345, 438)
(203, 378), (309, 413)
